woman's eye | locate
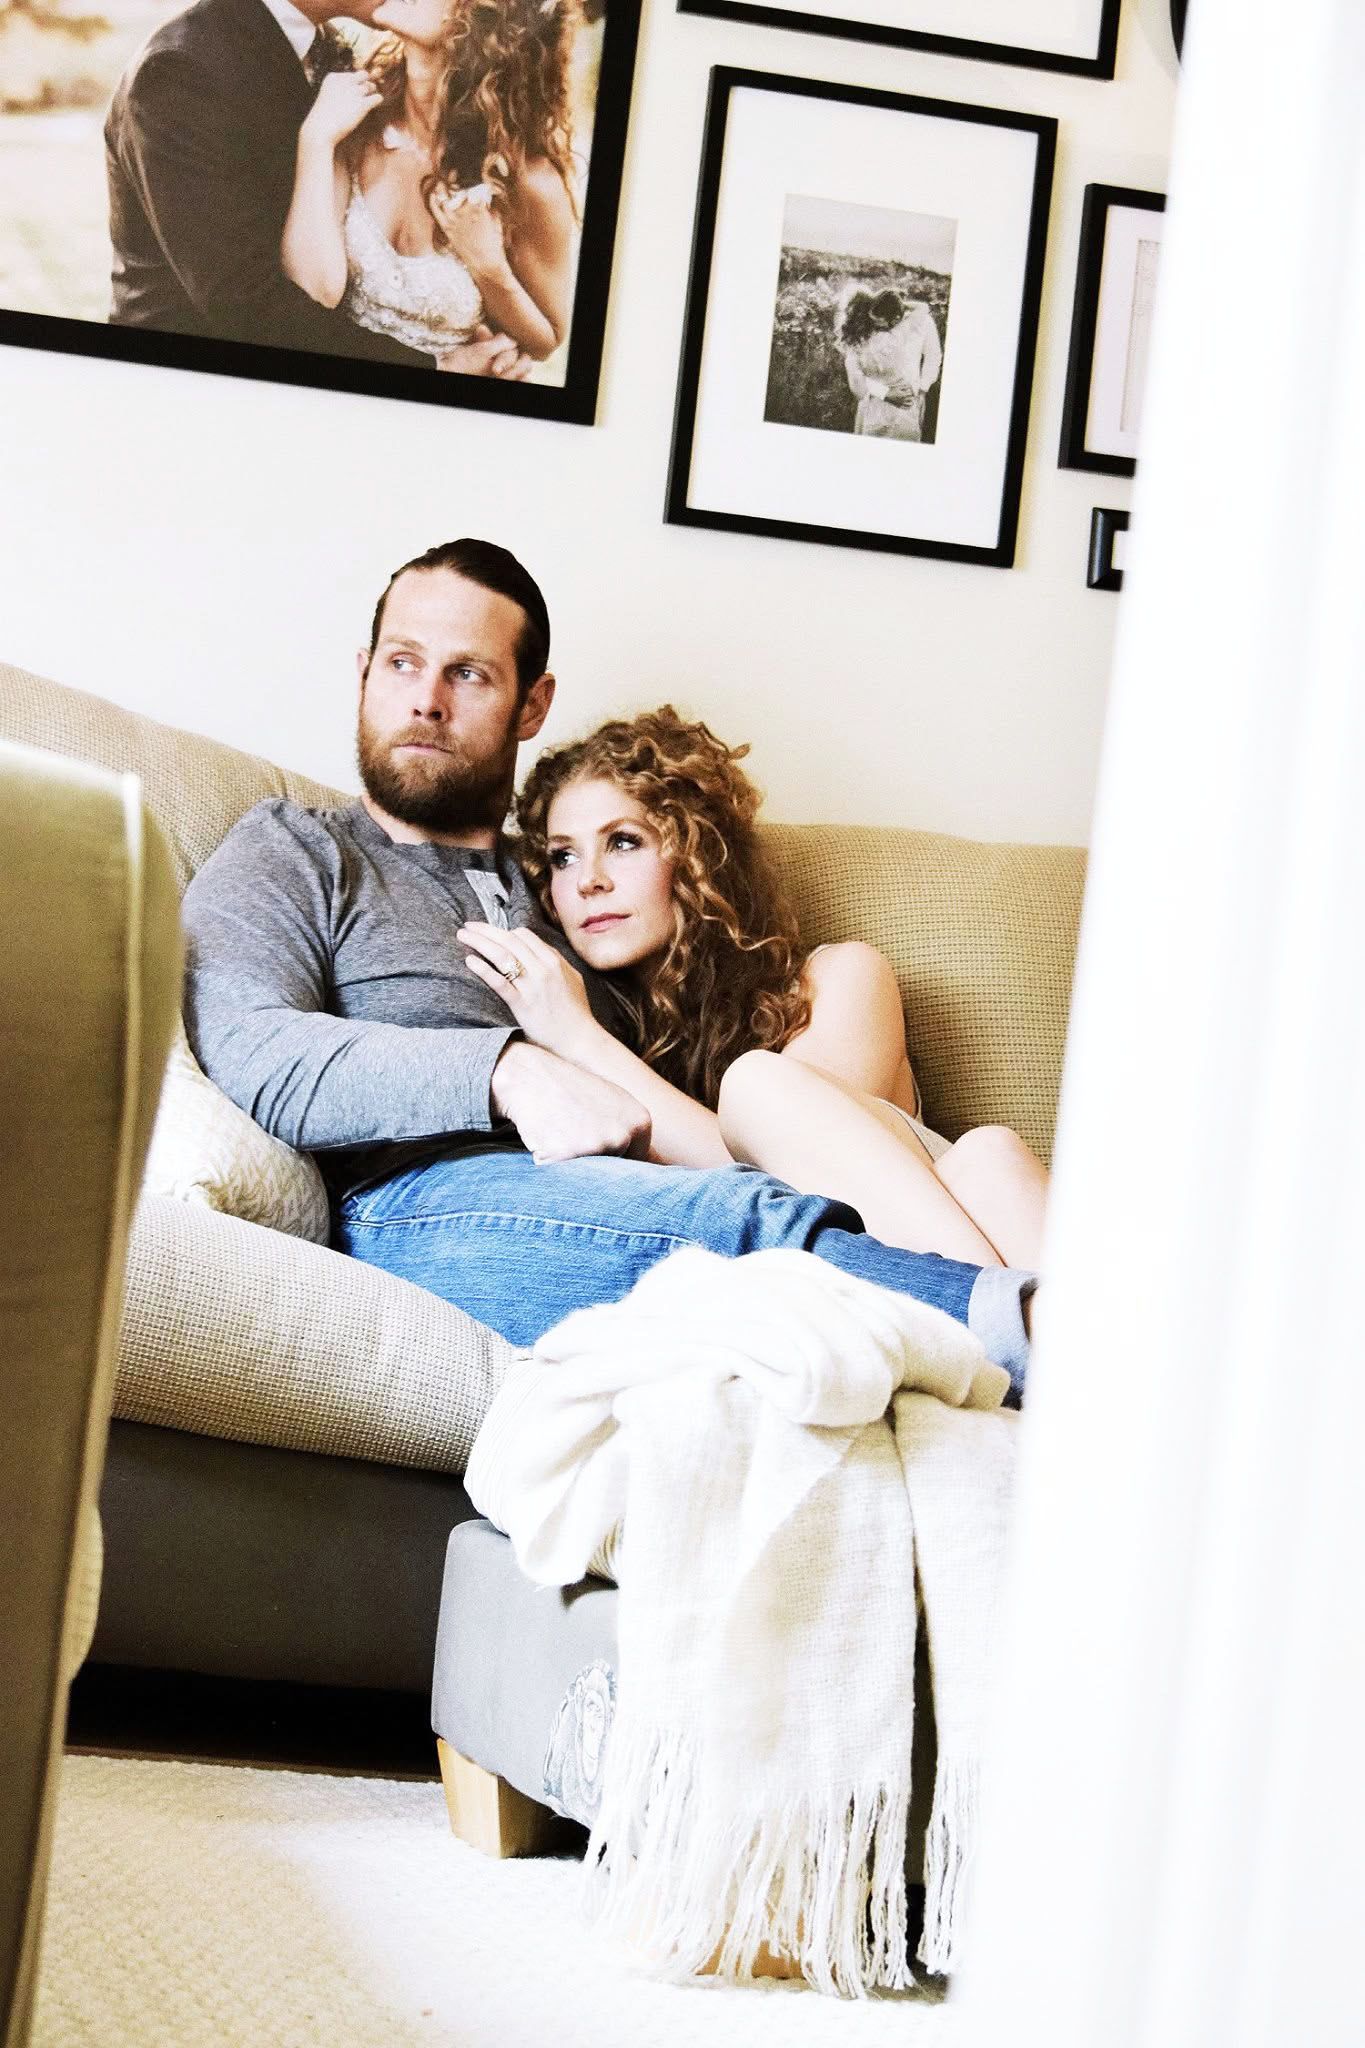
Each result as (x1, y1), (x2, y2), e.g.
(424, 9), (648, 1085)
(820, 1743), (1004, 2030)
(609, 832), (642, 852)
(547, 847), (574, 869)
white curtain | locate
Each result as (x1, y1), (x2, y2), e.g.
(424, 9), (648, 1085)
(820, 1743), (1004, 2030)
(954, 5), (1365, 2044)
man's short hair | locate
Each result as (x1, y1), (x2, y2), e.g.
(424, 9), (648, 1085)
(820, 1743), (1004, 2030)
(367, 539), (551, 692)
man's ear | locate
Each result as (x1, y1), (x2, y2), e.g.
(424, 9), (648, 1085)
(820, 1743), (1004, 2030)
(356, 647), (370, 700)
(517, 670), (555, 742)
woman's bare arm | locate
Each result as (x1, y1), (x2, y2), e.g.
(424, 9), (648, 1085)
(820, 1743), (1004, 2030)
(429, 160), (572, 360)
(457, 922), (732, 1168)
(281, 74), (379, 306)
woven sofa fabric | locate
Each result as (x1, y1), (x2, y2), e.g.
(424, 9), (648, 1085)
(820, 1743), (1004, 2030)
(0, 662), (345, 896)
(117, 1195), (518, 1475)
(763, 823), (1085, 1163)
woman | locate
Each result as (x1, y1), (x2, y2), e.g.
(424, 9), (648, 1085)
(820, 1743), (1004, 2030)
(837, 285), (943, 442)
(281, 0), (577, 369)
(458, 707), (1049, 1269)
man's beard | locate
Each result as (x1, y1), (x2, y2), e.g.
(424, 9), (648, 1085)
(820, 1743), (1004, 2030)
(356, 714), (513, 834)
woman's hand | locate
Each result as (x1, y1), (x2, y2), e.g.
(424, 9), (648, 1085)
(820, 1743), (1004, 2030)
(428, 183), (511, 280)
(300, 70), (382, 153)
(459, 923), (598, 1060)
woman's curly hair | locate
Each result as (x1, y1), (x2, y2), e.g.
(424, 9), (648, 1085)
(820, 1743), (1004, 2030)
(366, 0), (579, 228)
(516, 707), (812, 1110)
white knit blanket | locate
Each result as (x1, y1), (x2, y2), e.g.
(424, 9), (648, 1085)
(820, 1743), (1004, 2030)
(466, 1248), (1019, 1996)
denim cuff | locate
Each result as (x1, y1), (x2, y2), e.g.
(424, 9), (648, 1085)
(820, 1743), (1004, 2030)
(967, 1266), (1038, 1405)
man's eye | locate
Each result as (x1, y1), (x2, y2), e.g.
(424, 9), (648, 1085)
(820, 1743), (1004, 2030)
(391, 655), (417, 672)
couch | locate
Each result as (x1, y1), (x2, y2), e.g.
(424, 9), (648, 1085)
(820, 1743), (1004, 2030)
(0, 742), (180, 2048)
(0, 658), (1085, 1707)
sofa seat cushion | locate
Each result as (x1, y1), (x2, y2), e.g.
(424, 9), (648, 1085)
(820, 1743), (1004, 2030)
(116, 1195), (517, 1476)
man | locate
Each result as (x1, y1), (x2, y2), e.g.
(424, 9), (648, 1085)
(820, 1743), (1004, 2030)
(183, 539), (1036, 1387)
(104, 0), (527, 375)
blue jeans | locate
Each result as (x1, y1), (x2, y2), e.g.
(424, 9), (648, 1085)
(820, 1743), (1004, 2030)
(335, 1146), (1034, 1395)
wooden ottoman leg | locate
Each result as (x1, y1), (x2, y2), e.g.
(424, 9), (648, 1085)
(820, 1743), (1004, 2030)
(436, 1738), (561, 1859)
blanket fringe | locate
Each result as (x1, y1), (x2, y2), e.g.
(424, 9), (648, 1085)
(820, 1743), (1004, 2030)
(916, 1752), (978, 1977)
(584, 1715), (914, 1999)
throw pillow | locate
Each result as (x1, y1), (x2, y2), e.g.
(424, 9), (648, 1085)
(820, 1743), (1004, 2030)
(142, 1030), (330, 1243)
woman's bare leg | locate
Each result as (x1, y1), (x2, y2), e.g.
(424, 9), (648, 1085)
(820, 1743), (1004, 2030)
(933, 1127), (1050, 1270)
(737, 941), (1050, 1264)
(718, 1049), (1004, 1265)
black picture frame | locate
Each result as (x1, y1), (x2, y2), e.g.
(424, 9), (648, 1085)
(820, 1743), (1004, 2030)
(1087, 505), (1129, 590)
(665, 68), (1056, 566)
(1058, 182), (1165, 478)
(1170, 0), (1187, 58)
(677, 0), (1121, 80)
(0, 0), (642, 426)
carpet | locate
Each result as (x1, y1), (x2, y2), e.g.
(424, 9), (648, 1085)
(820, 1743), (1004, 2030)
(33, 1757), (955, 2046)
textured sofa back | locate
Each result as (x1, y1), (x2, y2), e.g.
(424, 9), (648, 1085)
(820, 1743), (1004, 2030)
(766, 823), (1084, 1160)
(0, 661), (343, 895)
(0, 661), (1084, 1160)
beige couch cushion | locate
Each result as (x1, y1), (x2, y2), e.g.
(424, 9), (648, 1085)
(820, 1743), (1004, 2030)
(764, 823), (1084, 1163)
(143, 1027), (330, 1242)
(118, 1196), (516, 1475)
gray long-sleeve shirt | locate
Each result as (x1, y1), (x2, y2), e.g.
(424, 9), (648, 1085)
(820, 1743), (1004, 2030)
(182, 798), (623, 1197)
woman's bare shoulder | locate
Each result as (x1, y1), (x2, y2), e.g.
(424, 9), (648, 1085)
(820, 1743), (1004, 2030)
(509, 155), (573, 220)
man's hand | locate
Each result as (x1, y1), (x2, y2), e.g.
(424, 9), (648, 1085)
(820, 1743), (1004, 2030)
(436, 325), (533, 378)
(491, 1041), (651, 1164)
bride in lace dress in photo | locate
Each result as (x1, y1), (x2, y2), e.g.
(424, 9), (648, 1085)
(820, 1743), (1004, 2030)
(281, 0), (580, 377)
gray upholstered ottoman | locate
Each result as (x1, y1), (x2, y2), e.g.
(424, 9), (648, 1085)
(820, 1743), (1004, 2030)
(431, 1518), (619, 1855)
(430, 1516), (938, 1898)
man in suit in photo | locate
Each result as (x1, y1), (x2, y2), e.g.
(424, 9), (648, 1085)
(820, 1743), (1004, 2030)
(104, 0), (526, 374)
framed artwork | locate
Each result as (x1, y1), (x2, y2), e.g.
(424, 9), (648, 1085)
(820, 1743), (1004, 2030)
(0, 0), (641, 424)
(1059, 184), (1166, 477)
(1087, 505), (1129, 590)
(676, 0), (1122, 79)
(665, 68), (1056, 566)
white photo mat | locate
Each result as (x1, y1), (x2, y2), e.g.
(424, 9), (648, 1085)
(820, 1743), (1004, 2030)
(1086, 204), (1166, 463)
(675, 79), (1052, 559)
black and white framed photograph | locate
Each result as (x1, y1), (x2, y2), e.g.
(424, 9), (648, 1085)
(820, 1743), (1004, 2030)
(0, 0), (640, 423)
(666, 68), (1056, 565)
(677, 0), (1121, 79)
(1059, 184), (1166, 477)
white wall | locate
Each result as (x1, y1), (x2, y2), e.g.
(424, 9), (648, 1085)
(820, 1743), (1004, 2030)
(0, 0), (1176, 843)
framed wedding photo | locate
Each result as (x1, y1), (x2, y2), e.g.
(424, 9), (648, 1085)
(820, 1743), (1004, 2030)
(676, 0), (1121, 79)
(665, 69), (1056, 566)
(1058, 184), (1166, 477)
(0, 0), (641, 424)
